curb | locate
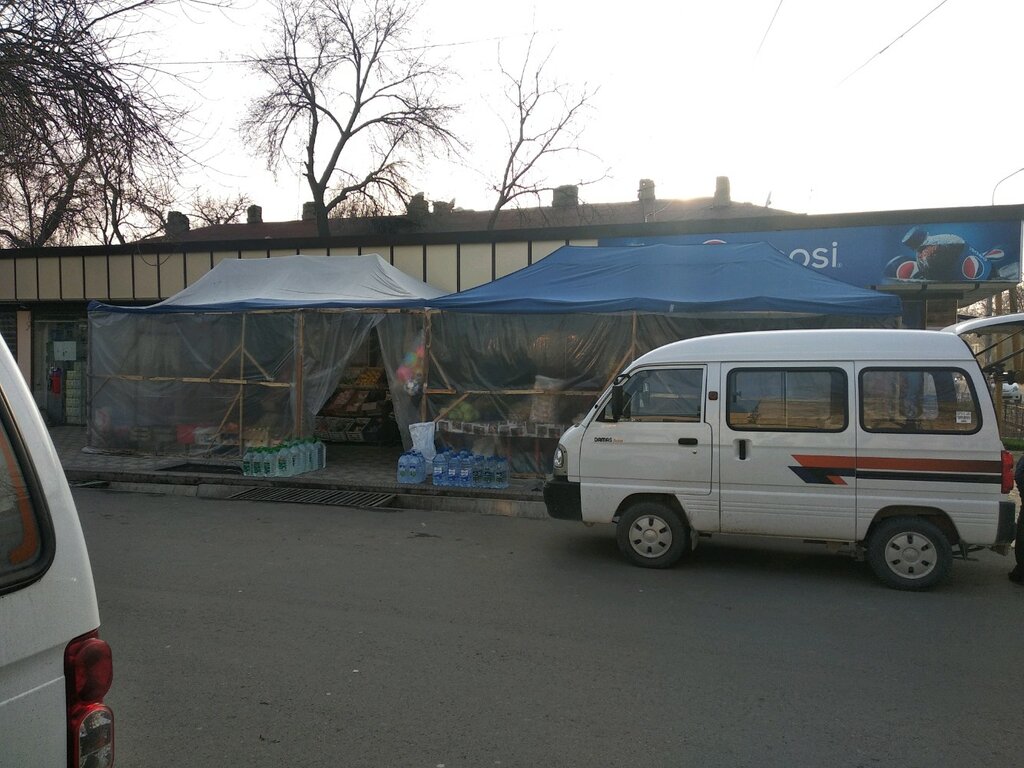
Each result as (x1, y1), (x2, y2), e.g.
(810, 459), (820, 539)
(64, 468), (550, 519)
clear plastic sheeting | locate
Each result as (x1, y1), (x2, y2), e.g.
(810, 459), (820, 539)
(379, 311), (895, 475)
(88, 309), (380, 457)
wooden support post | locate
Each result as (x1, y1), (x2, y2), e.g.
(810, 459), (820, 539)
(421, 311), (432, 423)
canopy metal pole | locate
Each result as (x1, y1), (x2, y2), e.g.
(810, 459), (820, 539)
(296, 311), (305, 437)
(239, 313), (246, 450)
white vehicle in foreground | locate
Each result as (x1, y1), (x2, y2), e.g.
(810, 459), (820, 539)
(544, 328), (1017, 590)
(0, 336), (114, 766)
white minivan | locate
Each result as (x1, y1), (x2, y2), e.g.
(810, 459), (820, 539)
(544, 328), (1018, 590)
(0, 337), (114, 766)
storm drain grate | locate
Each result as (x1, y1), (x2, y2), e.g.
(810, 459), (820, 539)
(229, 487), (396, 508)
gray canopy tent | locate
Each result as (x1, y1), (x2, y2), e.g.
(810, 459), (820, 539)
(87, 254), (443, 456)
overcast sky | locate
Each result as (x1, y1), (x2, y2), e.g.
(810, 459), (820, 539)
(151, 0), (1024, 222)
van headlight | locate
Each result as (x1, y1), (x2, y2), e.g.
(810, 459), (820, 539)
(552, 444), (567, 476)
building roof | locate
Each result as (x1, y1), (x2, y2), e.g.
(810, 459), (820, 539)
(148, 193), (794, 244)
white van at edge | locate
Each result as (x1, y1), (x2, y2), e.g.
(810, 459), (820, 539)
(544, 328), (1017, 590)
(0, 337), (114, 766)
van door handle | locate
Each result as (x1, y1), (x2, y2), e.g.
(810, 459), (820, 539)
(678, 437), (698, 445)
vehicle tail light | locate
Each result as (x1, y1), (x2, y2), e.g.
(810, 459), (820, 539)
(65, 630), (114, 768)
(1001, 450), (1014, 494)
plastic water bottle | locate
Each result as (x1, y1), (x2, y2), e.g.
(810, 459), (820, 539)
(458, 450), (472, 488)
(396, 451), (407, 483)
(471, 453), (484, 488)
(412, 451), (425, 483)
(447, 450), (460, 486)
(303, 439), (315, 473)
(483, 455), (496, 489)
(276, 443), (290, 477)
(242, 449), (253, 477)
(315, 438), (326, 470)
(495, 455), (509, 489)
(263, 447), (276, 477)
(432, 451), (447, 486)
(250, 448), (263, 478)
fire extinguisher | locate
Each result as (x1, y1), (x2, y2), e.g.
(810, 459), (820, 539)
(48, 367), (62, 395)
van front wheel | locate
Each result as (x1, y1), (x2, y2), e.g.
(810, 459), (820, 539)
(617, 503), (689, 569)
(867, 516), (952, 590)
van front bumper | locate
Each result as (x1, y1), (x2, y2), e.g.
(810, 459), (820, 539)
(543, 477), (582, 521)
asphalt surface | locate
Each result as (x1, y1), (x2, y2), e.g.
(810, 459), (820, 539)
(76, 489), (1024, 768)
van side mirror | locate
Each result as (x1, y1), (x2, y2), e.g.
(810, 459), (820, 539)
(611, 375), (627, 421)
(611, 383), (624, 421)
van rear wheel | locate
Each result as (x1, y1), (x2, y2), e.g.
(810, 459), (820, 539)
(617, 502), (689, 569)
(867, 516), (952, 590)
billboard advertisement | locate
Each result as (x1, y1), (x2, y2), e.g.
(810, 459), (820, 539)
(600, 220), (1022, 289)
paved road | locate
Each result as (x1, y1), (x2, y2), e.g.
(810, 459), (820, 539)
(75, 489), (1024, 768)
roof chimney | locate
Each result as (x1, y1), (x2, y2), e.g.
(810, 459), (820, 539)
(638, 179), (656, 202)
(246, 204), (263, 224)
(713, 176), (731, 207)
(552, 184), (579, 208)
(301, 202), (317, 221)
(406, 192), (429, 224)
(165, 210), (190, 237)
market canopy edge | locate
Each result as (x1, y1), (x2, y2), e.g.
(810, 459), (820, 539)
(88, 243), (902, 317)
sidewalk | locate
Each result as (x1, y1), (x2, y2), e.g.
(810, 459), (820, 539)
(49, 426), (548, 518)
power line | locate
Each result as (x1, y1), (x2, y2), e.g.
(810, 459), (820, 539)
(838, 0), (952, 85)
(755, 0), (784, 57)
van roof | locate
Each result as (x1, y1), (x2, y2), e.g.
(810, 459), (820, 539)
(631, 328), (974, 368)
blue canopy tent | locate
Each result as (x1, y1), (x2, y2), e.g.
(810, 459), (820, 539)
(378, 243), (901, 473)
(428, 242), (900, 316)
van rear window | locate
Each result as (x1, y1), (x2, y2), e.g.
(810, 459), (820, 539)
(726, 368), (847, 432)
(0, 406), (49, 594)
(860, 368), (981, 434)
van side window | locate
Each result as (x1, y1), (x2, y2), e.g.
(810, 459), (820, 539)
(727, 368), (847, 432)
(600, 368), (704, 422)
(860, 368), (980, 434)
(0, 407), (47, 594)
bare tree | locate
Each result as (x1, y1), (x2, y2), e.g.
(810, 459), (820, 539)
(487, 36), (600, 230)
(328, 192), (394, 219)
(0, 0), (227, 247)
(78, 152), (177, 245)
(241, 0), (459, 237)
(187, 192), (253, 227)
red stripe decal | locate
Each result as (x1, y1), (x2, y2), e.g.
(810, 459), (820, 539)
(793, 455), (1001, 473)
